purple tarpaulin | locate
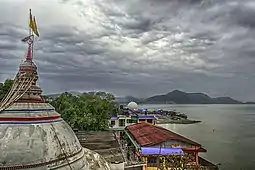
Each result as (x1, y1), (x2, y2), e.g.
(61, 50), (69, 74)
(141, 147), (184, 155)
(138, 115), (157, 119)
(110, 115), (157, 120)
(110, 116), (117, 120)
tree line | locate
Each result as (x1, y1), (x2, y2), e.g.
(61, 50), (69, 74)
(0, 79), (14, 99)
(50, 91), (118, 131)
(0, 79), (118, 131)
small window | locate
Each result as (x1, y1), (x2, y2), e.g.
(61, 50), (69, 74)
(147, 157), (158, 167)
(147, 119), (153, 124)
(127, 119), (137, 124)
(148, 157), (157, 163)
(119, 119), (125, 127)
(111, 121), (115, 126)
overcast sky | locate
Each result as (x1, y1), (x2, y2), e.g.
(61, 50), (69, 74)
(0, 0), (255, 101)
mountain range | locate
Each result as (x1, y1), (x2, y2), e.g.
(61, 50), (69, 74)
(45, 90), (255, 104)
(116, 90), (255, 104)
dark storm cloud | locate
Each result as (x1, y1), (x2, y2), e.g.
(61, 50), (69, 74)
(0, 0), (255, 101)
(0, 23), (26, 38)
(230, 4), (255, 29)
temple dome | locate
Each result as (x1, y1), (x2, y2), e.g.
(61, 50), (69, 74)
(0, 103), (111, 169)
(127, 101), (139, 110)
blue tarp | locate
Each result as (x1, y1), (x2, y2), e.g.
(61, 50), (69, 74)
(141, 147), (184, 155)
(110, 115), (156, 120)
(138, 115), (157, 119)
(110, 116), (118, 120)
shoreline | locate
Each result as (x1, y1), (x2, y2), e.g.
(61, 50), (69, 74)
(156, 119), (202, 124)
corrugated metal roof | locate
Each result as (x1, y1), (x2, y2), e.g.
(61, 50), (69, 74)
(125, 122), (202, 147)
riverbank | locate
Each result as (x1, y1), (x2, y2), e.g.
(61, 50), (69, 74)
(156, 118), (201, 124)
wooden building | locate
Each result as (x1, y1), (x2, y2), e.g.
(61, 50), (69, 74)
(124, 122), (218, 170)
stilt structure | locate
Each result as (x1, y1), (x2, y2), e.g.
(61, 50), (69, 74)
(0, 9), (111, 170)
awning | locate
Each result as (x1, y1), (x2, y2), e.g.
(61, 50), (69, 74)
(141, 147), (184, 156)
(110, 116), (118, 120)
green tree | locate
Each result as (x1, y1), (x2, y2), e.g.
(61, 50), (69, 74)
(0, 79), (14, 100)
(0, 78), (118, 131)
(51, 91), (118, 131)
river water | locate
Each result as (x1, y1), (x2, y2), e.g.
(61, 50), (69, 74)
(139, 104), (255, 170)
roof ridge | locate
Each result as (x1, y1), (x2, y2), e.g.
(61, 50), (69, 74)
(126, 122), (202, 147)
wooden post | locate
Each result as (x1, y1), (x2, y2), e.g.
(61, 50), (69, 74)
(195, 151), (199, 167)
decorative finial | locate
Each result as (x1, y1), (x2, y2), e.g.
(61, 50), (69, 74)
(21, 9), (40, 61)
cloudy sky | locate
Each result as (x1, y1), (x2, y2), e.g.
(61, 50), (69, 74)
(0, 0), (255, 101)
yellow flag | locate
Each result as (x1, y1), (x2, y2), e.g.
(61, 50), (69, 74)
(29, 9), (35, 30)
(29, 9), (39, 37)
(33, 16), (39, 37)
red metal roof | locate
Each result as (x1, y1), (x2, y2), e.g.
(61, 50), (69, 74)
(125, 122), (203, 148)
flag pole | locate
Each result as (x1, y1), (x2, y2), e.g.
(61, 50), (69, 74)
(26, 9), (32, 61)
(24, 9), (39, 61)
(29, 9), (34, 61)
(29, 9), (32, 36)
(32, 31), (34, 60)
(31, 36), (35, 60)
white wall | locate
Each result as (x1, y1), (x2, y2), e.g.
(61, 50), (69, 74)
(110, 163), (125, 170)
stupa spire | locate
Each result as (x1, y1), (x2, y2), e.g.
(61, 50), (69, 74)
(0, 9), (43, 112)
(26, 43), (32, 61)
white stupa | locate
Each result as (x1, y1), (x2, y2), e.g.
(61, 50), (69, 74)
(127, 101), (139, 110)
(0, 9), (111, 169)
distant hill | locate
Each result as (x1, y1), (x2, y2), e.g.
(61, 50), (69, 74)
(115, 96), (143, 104)
(144, 90), (243, 104)
(45, 90), (254, 104)
(44, 93), (61, 99)
(45, 91), (82, 99)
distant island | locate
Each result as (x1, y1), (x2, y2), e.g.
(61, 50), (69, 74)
(116, 90), (255, 104)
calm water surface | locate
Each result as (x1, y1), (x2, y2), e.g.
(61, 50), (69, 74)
(139, 104), (255, 170)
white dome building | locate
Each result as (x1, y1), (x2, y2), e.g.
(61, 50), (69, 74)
(127, 101), (139, 110)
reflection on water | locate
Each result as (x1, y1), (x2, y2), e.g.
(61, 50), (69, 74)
(139, 104), (255, 170)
